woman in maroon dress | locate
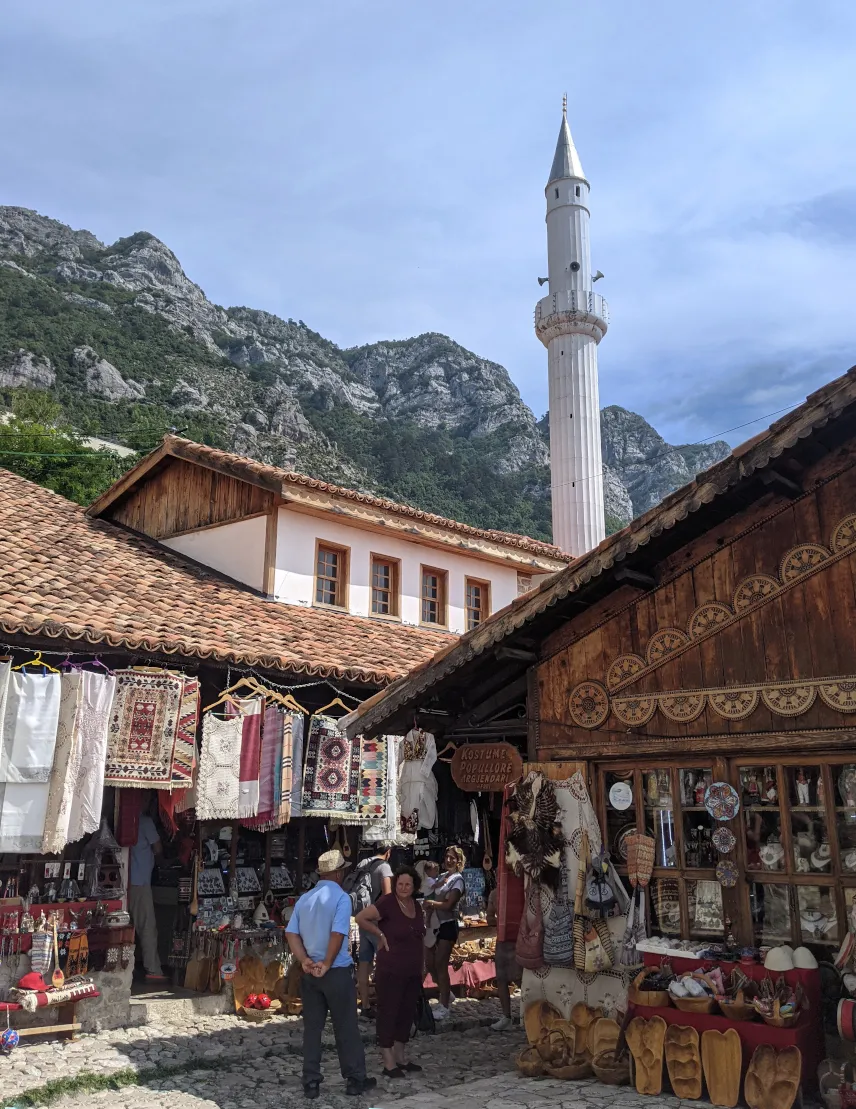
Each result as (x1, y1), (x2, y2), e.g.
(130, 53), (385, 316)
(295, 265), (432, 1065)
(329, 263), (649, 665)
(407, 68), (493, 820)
(356, 865), (426, 1077)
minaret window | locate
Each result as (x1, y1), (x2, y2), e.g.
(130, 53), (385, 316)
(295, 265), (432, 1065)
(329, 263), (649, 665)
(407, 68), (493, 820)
(575, 185), (581, 197)
(555, 188), (559, 199)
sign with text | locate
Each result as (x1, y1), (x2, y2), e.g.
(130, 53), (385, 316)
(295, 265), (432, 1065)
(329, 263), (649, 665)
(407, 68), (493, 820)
(451, 742), (523, 792)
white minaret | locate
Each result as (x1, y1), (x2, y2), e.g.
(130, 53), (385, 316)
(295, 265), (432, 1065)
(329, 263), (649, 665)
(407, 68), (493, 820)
(535, 98), (608, 557)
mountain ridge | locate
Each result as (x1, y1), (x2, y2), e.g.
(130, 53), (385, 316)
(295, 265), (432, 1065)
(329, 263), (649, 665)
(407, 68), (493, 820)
(0, 205), (730, 540)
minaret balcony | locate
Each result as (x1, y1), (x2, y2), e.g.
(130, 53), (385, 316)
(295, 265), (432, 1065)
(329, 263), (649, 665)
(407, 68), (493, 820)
(534, 289), (609, 346)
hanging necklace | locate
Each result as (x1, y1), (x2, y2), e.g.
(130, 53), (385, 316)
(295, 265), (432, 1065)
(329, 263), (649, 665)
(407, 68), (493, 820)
(396, 896), (415, 918)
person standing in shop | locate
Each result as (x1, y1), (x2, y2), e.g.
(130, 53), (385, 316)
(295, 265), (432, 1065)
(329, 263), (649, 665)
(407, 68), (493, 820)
(286, 848), (377, 1101)
(356, 843), (394, 1018)
(128, 793), (168, 983)
(422, 845), (466, 1021)
(486, 886), (520, 1031)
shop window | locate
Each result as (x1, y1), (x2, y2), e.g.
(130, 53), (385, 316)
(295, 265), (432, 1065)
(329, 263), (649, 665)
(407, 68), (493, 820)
(420, 566), (447, 627)
(370, 555), (399, 618)
(315, 542), (348, 608)
(464, 578), (490, 631)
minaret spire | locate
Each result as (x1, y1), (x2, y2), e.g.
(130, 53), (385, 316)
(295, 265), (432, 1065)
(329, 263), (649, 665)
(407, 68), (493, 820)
(535, 108), (608, 557)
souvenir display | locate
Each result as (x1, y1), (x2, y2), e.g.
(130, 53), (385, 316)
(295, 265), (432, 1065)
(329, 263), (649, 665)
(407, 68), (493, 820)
(715, 859), (739, 888)
(705, 782), (740, 822)
(609, 781), (633, 811)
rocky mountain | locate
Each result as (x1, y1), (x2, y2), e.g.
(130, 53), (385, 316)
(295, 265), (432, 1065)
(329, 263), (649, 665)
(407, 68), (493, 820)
(0, 206), (730, 541)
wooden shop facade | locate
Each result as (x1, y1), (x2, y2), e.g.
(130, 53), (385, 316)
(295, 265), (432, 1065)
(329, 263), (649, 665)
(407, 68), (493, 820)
(345, 365), (856, 954)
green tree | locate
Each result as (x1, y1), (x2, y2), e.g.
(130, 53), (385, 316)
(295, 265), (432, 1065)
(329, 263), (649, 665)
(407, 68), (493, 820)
(0, 389), (133, 504)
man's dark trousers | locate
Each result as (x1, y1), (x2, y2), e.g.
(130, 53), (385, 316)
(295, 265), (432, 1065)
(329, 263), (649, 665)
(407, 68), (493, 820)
(300, 967), (367, 1086)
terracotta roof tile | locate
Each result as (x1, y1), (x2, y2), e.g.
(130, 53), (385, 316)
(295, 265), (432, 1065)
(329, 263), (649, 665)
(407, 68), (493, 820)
(0, 468), (451, 686)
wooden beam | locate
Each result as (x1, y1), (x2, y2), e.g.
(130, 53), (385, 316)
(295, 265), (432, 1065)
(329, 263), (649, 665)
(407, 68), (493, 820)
(262, 502), (280, 598)
(760, 469), (803, 498)
(495, 646), (537, 664)
(448, 674), (528, 730)
(614, 567), (657, 589)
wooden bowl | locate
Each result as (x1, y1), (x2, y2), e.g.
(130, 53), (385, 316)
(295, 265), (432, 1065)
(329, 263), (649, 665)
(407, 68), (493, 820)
(672, 995), (716, 1014)
(629, 967), (671, 1008)
(591, 1049), (630, 1085)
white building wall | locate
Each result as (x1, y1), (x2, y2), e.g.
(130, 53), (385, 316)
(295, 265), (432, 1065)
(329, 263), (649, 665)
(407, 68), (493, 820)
(164, 514), (267, 591)
(274, 508), (519, 634)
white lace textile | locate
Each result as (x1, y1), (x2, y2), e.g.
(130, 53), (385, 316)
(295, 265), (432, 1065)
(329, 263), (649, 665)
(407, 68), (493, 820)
(65, 672), (117, 845)
(196, 712), (242, 820)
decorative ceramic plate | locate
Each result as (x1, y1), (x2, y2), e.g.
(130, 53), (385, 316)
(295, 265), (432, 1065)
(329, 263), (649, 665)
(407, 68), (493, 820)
(613, 822), (637, 862)
(715, 859), (739, 888)
(704, 781), (740, 821)
(609, 781), (634, 811)
(712, 827), (737, 854)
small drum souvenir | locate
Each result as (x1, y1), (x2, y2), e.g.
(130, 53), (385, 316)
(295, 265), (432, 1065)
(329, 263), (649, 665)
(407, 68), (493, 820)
(1, 1027), (19, 1052)
(705, 781), (740, 821)
(712, 827), (736, 854)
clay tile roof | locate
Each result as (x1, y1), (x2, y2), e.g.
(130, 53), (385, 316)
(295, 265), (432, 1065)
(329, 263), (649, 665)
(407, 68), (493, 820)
(0, 468), (451, 685)
(87, 435), (571, 564)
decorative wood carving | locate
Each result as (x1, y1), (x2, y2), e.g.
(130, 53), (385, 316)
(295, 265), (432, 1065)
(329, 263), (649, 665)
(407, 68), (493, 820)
(563, 674), (856, 729)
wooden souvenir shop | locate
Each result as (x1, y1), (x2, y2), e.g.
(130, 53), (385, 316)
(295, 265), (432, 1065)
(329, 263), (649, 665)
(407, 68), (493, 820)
(345, 366), (856, 1094)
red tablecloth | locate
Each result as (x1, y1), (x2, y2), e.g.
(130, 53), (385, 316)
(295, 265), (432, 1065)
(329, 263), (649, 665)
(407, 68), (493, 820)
(637, 953), (822, 1088)
(424, 959), (496, 989)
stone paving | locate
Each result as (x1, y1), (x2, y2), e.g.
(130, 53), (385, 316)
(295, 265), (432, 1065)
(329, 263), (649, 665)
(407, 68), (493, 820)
(0, 996), (523, 1109)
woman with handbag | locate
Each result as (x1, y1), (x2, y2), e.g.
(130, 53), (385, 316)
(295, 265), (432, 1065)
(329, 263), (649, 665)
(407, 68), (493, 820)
(422, 846), (466, 1021)
(355, 865), (426, 1078)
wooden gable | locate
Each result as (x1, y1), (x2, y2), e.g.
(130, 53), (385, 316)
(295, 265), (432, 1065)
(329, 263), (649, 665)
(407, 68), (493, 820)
(536, 440), (856, 761)
(104, 456), (273, 540)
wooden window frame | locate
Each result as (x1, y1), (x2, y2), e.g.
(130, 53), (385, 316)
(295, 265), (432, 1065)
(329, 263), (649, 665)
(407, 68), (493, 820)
(419, 565), (448, 629)
(594, 752), (856, 949)
(464, 576), (490, 631)
(313, 539), (350, 610)
(369, 553), (401, 620)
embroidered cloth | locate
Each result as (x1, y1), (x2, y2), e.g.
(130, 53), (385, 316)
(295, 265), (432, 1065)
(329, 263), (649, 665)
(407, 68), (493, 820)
(364, 735), (409, 844)
(231, 696), (263, 819)
(290, 714), (304, 818)
(104, 670), (183, 788)
(160, 678), (200, 835)
(242, 705), (285, 830)
(399, 728), (437, 834)
(196, 713), (242, 820)
(301, 715), (363, 821)
(65, 672), (117, 842)
(0, 669), (61, 852)
(42, 672), (83, 854)
(358, 737), (387, 821)
(276, 713), (295, 825)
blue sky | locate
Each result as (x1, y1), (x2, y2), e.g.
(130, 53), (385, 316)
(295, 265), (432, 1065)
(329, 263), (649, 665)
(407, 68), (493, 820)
(3, 1), (856, 446)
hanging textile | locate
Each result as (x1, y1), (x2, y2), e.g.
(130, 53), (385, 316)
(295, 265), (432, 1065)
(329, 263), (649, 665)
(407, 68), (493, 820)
(289, 714), (304, 818)
(160, 678), (200, 835)
(41, 672), (83, 853)
(300, 715), (363, 821)
(277, 713), (295, 825)
(242, 705), (285, 830)
(399, 727), (438, 834)
(227, 696), (263, 819)
(116, 788), (146, 847)
(358, 736), (387, 822)
(196, 712), (242, 820)
(65, 671), (117, 844)
(104, 669), (183, 788)
(0, 669), (62, 852)
(363, 736), (400, 844)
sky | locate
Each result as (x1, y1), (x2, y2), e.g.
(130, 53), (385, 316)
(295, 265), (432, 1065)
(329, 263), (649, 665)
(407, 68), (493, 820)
(2, 1), (856, 447)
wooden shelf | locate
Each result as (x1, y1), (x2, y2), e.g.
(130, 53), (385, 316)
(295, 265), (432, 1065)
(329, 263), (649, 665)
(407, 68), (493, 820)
(791, 805), (824, 812)
(746, 805), (781, 812)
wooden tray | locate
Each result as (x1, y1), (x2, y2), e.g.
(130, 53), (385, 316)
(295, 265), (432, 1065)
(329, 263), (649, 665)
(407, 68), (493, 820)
(626, 1015), (667, 1096)
(665, 1024), (702, 1100)
(701, 1028), (742, 1108)
(524, 1000), (563, 1045)
(745, 1045), (802, 1109)
(571, 1002), (603, 1056)
(588, 1016), (620, 1058)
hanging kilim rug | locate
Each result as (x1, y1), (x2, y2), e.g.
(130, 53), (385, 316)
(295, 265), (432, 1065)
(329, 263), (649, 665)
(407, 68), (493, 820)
(103, 670), (183, 788)
(170, 678), (199, 786)
(359, 737), (387, 822)
(242, 706), (285, 830)
(301, 715), (363, 821)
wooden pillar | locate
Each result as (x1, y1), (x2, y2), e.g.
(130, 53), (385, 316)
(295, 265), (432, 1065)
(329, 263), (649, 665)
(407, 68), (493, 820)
(264, 831), (271, 894)
(296, 819), (305, 891)
(229, 821), (238, 892)
(526, 666), (541, 761)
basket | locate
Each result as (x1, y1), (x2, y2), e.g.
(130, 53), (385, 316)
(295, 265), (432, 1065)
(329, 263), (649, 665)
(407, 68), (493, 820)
(516, 1046), (545, 1078)
(537, 1029), (570, 1064)
(591, 1049), (630, 1085)
(282, 997), (303, 1016)
(628, 966), (671, 1009)
(240, 1007), (272, 1022)
(718, 992), (757, 1022)
(545, 1059), (594, 1080)
(671, 973), (717, 1014)
(758, 999), (799, 1028)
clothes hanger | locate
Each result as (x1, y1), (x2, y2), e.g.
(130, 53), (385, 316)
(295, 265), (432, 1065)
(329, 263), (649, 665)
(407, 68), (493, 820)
(436, 741), (457, 762)
(12, 651), (59, 673)
(202, 690), (248, 715)
(313, 695), (352, 716)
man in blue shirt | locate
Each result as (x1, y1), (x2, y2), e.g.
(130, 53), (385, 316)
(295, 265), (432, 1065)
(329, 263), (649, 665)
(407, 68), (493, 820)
(128, 794), (167, 983)
(286, 848), (375, 1100)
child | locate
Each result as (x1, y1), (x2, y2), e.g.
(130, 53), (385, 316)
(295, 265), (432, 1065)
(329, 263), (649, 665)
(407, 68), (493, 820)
(420, 860), (440, 896)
